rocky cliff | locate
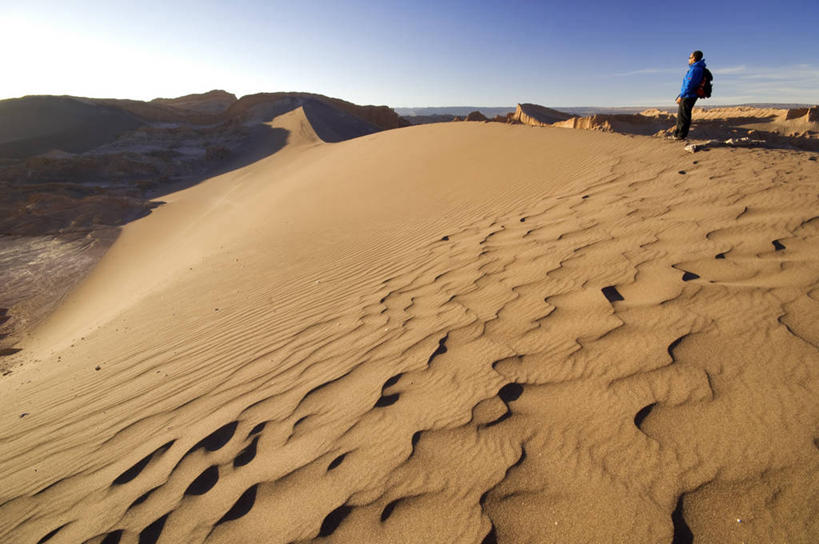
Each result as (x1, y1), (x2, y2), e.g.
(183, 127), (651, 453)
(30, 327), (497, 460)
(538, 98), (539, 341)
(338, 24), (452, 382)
(225, 92), (409, 131)
(553, 112), (674, 135)
(0, 90), (410, 349)
(784, 106), (818, 122)
(512, 103), (572, 126)
(0, 91), (409, 237)
(151, 90), (238, 114)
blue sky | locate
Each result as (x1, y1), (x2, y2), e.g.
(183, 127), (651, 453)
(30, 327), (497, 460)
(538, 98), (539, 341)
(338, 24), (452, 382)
(1, 0), (817, 107)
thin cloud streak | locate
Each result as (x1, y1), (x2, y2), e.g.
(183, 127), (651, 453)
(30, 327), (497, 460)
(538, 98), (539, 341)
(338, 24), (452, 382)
(613, 64), (748, 78)
(715, 64), (819, 103)
(614, 67), (678, 76)
(732, 67), (819, 81)
(611, 63), (818, 104)
(614, 64), (815, 79)
(713, 65), (747, 74)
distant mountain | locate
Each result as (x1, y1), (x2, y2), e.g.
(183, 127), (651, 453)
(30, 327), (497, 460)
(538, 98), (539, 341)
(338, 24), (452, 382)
(395, 106), (515, 117)
(723, 103), (816, 109)
(0, 92), (407, 160)
(151, 89), (238, 114)
(398, 104), (817, 119)
(551, 103), (816, 115)
(559, 106), (673, 115)
(396, 106), (663, 117)
(0, 96), (143, 157)
(0, 91), (409, 238)
(404, 114), (459, 125)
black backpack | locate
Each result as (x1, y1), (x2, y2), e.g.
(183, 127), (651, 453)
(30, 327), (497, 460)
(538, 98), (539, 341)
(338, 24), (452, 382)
(697, 68), (713, 98)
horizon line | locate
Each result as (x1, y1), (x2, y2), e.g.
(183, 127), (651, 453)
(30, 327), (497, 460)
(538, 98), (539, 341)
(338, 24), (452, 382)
(0, 92), (815, 111)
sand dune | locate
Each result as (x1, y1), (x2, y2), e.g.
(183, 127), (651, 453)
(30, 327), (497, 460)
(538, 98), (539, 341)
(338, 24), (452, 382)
(0, 92), (407, 349)
(225, 93), (407, 133)
(0, 110), (817, 544)
(0, 91), (406, 160)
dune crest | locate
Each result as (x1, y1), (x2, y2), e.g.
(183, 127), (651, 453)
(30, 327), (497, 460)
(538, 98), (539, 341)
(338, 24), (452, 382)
(8, 104), (331, 354)
(267, 106), (322, 147)
(0, 91), (409, 349)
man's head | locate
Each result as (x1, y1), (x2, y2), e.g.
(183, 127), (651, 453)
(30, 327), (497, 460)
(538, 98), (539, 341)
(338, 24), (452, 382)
(689, 50), (704, 65)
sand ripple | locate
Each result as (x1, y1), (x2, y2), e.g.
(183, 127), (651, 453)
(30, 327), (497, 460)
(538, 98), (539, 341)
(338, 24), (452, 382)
(0, 123), (817, 543)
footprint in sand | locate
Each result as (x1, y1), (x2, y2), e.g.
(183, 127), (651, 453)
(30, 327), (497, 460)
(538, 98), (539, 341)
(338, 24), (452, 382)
(185, 465), (219, 496)
(139, 512), (170, 544)
(601, 286), (624, 303)
(318, 503), (352, 536)
(112, 440), (174, 486)
(327, 452), (347, 471)
(233, 436), (259, 467)
(374, 373), (403, 408)
(217, 484), (258, 525)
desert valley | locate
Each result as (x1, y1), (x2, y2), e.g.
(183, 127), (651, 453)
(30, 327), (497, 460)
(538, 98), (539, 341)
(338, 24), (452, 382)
(0, 90), (817, 544)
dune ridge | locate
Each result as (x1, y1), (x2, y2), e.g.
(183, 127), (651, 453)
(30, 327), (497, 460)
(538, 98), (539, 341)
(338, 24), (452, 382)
(0, 92), (411, 349)
(0, 115), (817, 544)
(0, 91), (407, 160)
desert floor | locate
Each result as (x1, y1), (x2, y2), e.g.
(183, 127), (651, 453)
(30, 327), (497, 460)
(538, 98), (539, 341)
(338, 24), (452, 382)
(1, 111), (817, 543)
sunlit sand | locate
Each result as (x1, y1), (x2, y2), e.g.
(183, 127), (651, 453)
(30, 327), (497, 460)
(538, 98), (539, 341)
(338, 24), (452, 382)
(1, 98), (817, 544)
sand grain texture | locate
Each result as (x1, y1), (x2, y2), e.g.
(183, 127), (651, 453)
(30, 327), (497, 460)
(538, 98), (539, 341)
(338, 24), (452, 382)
(1, 116), (817, 544)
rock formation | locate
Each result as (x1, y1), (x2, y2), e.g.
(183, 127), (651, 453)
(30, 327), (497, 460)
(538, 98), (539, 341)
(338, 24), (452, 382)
(226, 92), (409, 131)
(403, 114), (458, 125)
(0, 90), (410, 349)
(780, 106), (819, 136)
(0, 91), (410, 238)
(0, 96), (142, 158)
(493, 112), (517, 123)
(784, 106), (818, 122)
(511, 103), (572, 126)
(151, 90), (238, 114)
(553, 112), (674, 135)
(465, 110), (488, 122)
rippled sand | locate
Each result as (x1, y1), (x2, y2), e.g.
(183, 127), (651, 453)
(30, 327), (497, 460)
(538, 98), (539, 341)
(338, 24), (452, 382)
(1, 110), (817, 544)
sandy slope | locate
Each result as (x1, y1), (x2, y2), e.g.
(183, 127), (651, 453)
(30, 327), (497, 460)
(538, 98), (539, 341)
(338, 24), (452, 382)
(0, 112), (817, 544)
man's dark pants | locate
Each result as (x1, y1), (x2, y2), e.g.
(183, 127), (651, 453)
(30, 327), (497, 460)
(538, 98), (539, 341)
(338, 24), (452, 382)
(673, 97), (698, 139)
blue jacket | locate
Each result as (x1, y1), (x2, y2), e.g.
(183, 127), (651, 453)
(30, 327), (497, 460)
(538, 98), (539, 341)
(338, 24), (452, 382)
(680, 59), (706, 98)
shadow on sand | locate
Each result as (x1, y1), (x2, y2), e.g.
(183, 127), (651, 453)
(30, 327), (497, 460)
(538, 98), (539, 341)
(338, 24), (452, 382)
(0, 97), (391, 353)
(145, 123), (291, 198)
(680, 113), (819, 153)
(0, 122), (293, 356)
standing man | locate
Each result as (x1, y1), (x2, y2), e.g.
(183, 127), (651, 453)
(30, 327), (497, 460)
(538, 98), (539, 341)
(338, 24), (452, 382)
(672, 50), (706, 140)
